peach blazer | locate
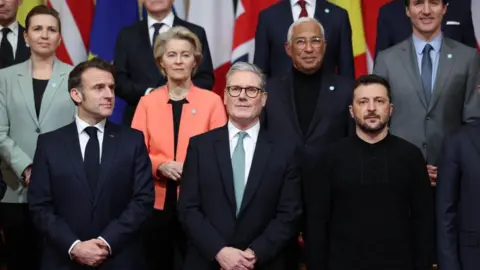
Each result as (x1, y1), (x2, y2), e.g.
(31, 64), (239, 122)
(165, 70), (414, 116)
(132, 85), (227, 210)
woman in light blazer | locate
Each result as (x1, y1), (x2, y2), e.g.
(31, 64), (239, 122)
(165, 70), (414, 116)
(131, 26), (227, 270)
(0, 6), (75, 270)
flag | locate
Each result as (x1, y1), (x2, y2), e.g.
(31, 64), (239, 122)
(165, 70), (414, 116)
(17, 0), (43, 27)
(329, 0), (368, 78)
(362, 0), (392, 73)
(47, 0), (95, 65)
(473, 0), (480, 50)
(89, 0), (140, 123)
(188, 0), (235, 97)
(231, 0), (279, 63)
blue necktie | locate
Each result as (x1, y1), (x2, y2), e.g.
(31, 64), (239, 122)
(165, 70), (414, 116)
(421, 43), (433, 104)
(232, 131), (247, 215)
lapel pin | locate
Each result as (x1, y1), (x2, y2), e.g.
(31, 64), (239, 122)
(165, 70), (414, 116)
(325, 8), (330, 13)
(447, 53), (452, 59)
(51, 82), (57, 88)
(329, 86), (335, 91)
(192, 109), (196, 114)
(109, 134), (114, 138)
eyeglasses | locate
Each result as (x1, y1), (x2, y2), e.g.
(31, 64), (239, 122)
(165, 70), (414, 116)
(226, 86), (263, 98)
(294, 37), (324, 50)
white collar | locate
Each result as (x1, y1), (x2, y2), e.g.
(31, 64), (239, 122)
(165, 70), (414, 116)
(75, 115), (106, 135)
(0, 20), (19, 37)
(147, 10), (175, 29)
(228, 120), (260, 143)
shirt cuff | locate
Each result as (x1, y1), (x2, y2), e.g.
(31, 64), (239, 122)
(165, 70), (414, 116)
(145, 87), (154, 95)
(98, 236), (112, 255)
(68, 240), (81, 259)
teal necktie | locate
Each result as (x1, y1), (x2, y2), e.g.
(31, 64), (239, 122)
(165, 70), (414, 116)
(232, 131), (247, 215)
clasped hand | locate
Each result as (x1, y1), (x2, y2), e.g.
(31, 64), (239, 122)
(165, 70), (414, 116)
(71, 239), (109, 267)
(158, 161), (183, 181)
(216, 247), (256, 270)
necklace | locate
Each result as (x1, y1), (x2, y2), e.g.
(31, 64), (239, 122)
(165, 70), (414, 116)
(168, 89), (188, 101)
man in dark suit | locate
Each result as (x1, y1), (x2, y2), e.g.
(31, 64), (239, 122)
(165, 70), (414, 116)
(436, 118), (480, 270)
(28, 58), (155, 270)
(0, 0), (30, 69)
(254, 0), (354, 79)
(177, 62), (302, 270)
(376, 0), (477, 57)
(114, 0), (214, 125)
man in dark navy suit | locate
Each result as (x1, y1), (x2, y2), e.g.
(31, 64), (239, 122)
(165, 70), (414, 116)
(254, 0), (354, 79)
(178, 62), (302, 270)
(376, 0), (477, 56)
(114, 0), (214, 125)
(28, 58), (154, 270)
(0, 0), (30, 69)
(436, 117), (480, 270)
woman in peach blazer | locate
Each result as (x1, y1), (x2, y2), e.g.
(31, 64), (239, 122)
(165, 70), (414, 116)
(131, 26), (226, 270)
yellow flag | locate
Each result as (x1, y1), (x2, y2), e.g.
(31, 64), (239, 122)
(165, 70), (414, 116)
(17, 0), (43, 27)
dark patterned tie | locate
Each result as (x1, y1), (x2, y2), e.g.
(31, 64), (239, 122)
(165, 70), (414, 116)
(298, 0), (308, 18)
(152, 23), (164, 48)
(0, 28), (14, 68)
(84, 126), (100, 192)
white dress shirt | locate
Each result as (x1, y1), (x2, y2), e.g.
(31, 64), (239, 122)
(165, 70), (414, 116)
(0, 21), (19, 58)
(68, 115), (111, 257)
(228, 120), (260, 184)
(290, 0), (316, 20)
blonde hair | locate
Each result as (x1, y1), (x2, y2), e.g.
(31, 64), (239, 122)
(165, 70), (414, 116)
(153, 26), (203, 77)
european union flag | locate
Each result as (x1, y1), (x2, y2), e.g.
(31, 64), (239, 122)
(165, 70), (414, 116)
(89, 0), (139, 124)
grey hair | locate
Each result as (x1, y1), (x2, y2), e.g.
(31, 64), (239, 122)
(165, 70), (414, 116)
(286, 17), (326, 44)
(226, 62), (266, 90)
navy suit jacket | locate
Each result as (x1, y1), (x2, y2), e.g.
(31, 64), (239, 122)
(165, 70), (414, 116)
(114, 17), (214, 125)
(177, 125), (302, 270)
(436, 121), (480, 270)
(263, 71), (354, 173)
(254, 0), (354, 79)
(28, 121), (154, 270)
(376, 0), (477, 57)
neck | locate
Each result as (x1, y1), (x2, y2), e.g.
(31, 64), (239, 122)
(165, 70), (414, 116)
(167, 79), (190, 98)
(230, 118), (259, 131)
(148, 10), (171, 22)
(413, 28), (441, 42)
(77, 110), (105, 126)
(31, 53), (55, 69)
(0, 18), (15, 28)
(356, 127), (388, 144)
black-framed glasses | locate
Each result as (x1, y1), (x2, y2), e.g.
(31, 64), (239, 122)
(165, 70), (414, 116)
(226, 85), (263, 98)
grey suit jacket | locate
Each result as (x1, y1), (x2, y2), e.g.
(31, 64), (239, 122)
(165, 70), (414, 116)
(0, 58), (75, 203)
(374, 36), (480, 165)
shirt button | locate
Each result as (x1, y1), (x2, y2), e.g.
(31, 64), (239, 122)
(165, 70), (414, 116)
(35, 128), (40, 133)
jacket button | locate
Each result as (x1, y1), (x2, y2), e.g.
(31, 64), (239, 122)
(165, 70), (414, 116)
(35, 128), (40, 133)
(422, 143), (427, 148)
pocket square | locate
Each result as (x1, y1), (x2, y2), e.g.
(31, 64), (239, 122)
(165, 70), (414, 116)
(446, 21), (460, 25)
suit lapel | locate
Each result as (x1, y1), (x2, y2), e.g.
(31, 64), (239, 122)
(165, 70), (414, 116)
(278, 75), (303, 138)
(238, 127), (272, 215)
(214, 126), (237, 213)
(400, 38), (428, 109)
(93, 121), (120, 205)
(428, 39), (455, 112)
(305, 72), (333, 138)
(139, 20), (161, 82)
(63, 122), (93, 203)
(16, 60), (39, 126)
(15, 26), (30, 64)
(38, 58), (67, 124)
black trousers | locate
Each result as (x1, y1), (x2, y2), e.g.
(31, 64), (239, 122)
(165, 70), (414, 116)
(0, 203), (42, 270)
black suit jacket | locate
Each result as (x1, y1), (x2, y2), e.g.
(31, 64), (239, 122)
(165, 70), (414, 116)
(263, 71), (354, 174)
(0, 171), (4, 200)
(177, 125), (302, 270)
(436, 120), (480, 270)
(114, 17), (214, 125)
(254, 0), (354, 79)
(375, 0), (477, 57)
(28, 121), (154, 270)
(0, 24), (30, 69)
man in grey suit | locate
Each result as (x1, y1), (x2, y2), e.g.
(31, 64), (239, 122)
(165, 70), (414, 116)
(374, 0), (480, 185)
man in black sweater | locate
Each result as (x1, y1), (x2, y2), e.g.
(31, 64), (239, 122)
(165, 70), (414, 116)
(304, 74), (434, 270)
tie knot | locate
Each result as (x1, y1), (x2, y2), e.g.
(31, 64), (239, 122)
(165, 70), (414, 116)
(297, 0), (306, 8)
(1, 28), (11, 35)
(153, 23), (164, 32)
(237, 131), (248, 140)
(84, 126), (98, 138)
(423, 43), (433, 54)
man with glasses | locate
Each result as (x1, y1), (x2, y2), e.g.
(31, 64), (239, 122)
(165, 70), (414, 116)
(263, 16), (354, 268)
(178, 62), (302, 270)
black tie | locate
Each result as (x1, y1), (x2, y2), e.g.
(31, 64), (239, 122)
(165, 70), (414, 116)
(84, 126), (100, 192)
(421, 44), (433, 104)
(152, 23), (164, 47)
(0, 28), (14, 68)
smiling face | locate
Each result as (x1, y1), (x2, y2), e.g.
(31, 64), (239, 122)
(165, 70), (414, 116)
(406, 0), (446, 40)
